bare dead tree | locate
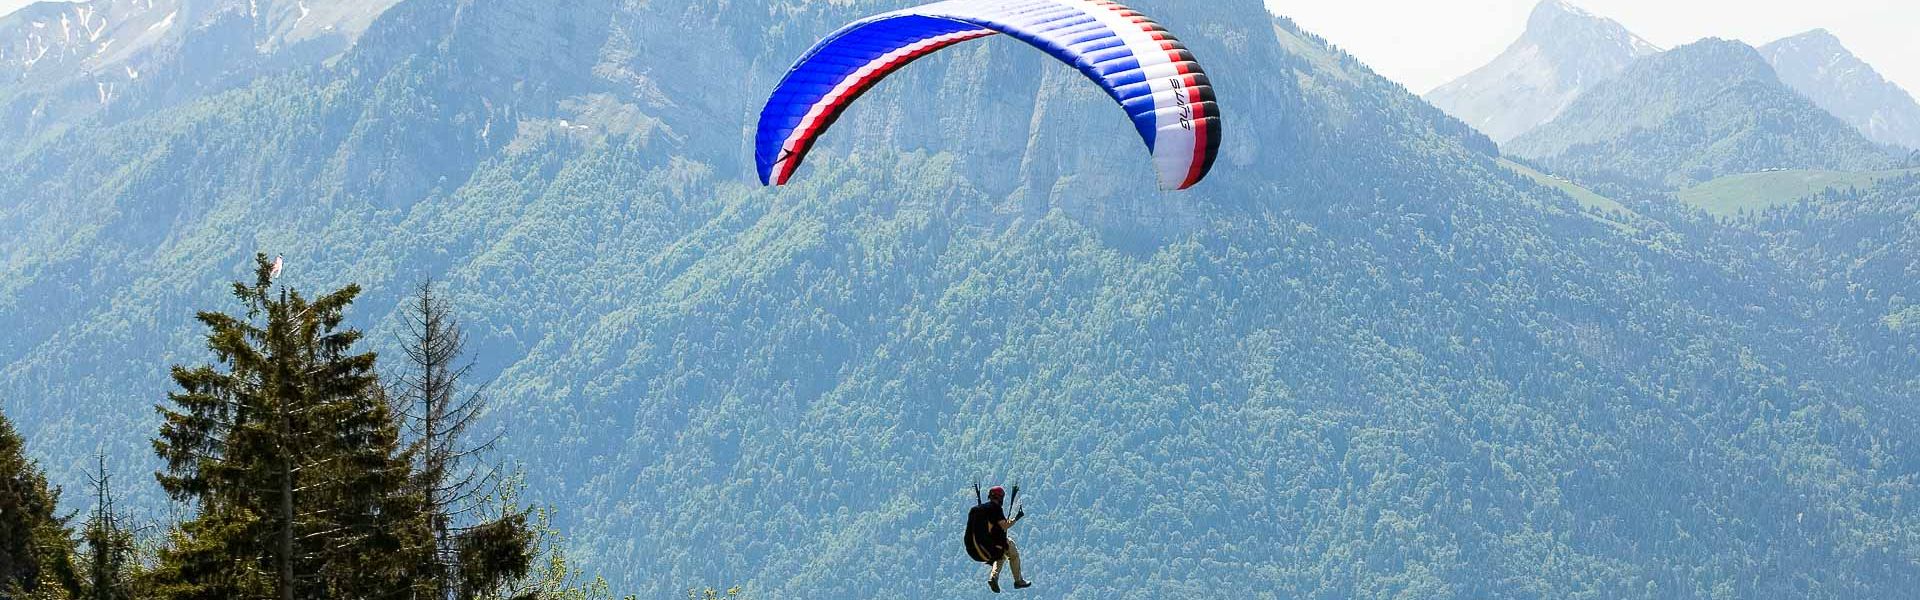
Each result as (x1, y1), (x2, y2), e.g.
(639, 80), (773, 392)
(81, 455), (136, 600)
(393, 278), (500, 599)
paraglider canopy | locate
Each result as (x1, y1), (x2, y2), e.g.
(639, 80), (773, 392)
(755, 0), (1222, 191)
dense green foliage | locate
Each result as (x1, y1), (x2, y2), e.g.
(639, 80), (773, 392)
(0, 411), (79, 598)
(0, 0), (1917, 598)
(151, 255), (431, 598)
(1510, 39), (1901, 189)
(1747, 174), (1920, 335)
(0, 265), (654, 600)
(147, 257), (542, 599)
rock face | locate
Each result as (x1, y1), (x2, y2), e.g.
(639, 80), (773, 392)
(0, 0), (398, 138)
(1507, 38), (1898, 188)
(1425, 0), (1658, 145)
(1762, 29), (1920, 151)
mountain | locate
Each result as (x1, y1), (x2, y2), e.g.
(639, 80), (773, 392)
(0, 0), (399, 141)
(1508, 38), (1901, 189)
(1762, 29), (1920, 151)
(1426, 0), (1659, 145)
(5, 0), (1920, 598)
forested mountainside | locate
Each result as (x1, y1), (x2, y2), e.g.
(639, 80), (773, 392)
(3, 0), (1919, 598)
(1426, 0), (1658, 145)
(1746, 174), (1920, 335)
(1762, 29), (1920, 152)
(1509, 38), (1902, 189)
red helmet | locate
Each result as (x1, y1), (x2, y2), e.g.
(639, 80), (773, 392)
(988, 486), (1006, 499)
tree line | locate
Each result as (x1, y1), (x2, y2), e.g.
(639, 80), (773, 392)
(1, 255), (735, 600)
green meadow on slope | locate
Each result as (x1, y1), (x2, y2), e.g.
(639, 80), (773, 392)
(1678, 168), (1920, 217)
(1498, 158), (1632, 213)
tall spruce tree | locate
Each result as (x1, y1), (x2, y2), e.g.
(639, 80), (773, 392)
(393, 279), (534, 599)
(0, 409), (80, 599)
(150, 254), (430, 600)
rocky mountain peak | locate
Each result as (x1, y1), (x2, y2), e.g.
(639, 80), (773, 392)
(0, 0), (400, 139)
(1426, 0), (1659, 144)
(1527, 0), (1599, 32)
(1772, 28), (1842, 50)
(1762, 28), (1920, 150)
(1521, 0), (1660, 73)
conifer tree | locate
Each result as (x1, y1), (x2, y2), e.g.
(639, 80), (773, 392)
(151, 254), (430, 599)
(0, 408), (80, 599)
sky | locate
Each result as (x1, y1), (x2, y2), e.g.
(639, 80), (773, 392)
(5, 0), (1915, 97)
(1267, 0), (1920, 96)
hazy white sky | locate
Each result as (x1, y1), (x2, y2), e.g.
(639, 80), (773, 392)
(6, 0), (1914, 97)
(1268, 0), (1920, 96)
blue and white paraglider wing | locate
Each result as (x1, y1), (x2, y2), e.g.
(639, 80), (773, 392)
(756, 0), (1222, 191)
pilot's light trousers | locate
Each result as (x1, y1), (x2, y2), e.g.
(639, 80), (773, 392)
(988, 538), (1024, 583)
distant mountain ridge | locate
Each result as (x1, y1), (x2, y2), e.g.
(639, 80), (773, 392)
(1507, 38), (1899, 188)
(0, 0), (398, 141)
(1762, 29), (1920, 151)
(1426, 0), (1658, 145)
